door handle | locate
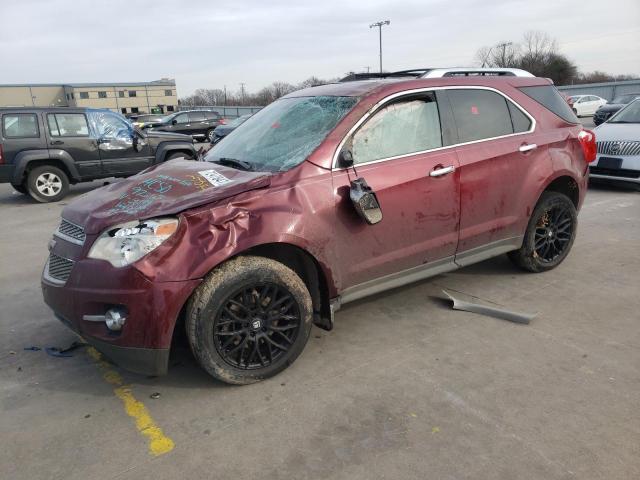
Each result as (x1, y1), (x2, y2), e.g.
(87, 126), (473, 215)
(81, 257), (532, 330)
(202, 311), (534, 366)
(50, 140), (64, 145)
(519, 143), (537, 153)
(430, 165), (455, 177)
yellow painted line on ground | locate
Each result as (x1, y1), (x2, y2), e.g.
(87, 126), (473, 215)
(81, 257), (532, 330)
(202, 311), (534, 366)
(86, 347), (175, 456)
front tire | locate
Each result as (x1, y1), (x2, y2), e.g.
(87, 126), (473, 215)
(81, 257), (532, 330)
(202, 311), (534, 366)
(165, 151), (193, 161)
(186, 256), (313, 385)
(508, 192), (577, 273)
(27, 165), (69, 202)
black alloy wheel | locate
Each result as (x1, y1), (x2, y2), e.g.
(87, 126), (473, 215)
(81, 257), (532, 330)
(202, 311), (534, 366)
(213, 282), (301, 370)
(508, 192), (578, 273)
(186, 256), (313, 384)
(533, 205), (574, 263)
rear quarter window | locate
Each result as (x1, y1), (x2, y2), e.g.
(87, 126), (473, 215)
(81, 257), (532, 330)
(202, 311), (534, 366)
(518, 85), (579, 123)
(2, 113), (39, 138)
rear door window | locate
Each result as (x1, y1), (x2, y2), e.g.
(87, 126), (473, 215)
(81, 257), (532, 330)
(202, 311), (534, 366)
(352, 95), (443, 164)
(2, 113), (39, 138)
(47, 113), (90, 137)
(189, 112), (205, 122)
(447, 89), (514, 143)
(174, 113), (189, 124)
(518, 85), (579, 123)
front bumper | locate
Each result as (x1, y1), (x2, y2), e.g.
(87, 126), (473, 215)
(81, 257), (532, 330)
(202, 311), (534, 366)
(42, 255), (201, 376)
(589, 154), (640, 184)
(0, 165), (15, 183)
(55, 313), (170, 375)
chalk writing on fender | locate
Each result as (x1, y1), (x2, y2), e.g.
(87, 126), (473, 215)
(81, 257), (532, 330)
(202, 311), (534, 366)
(186, 174), (210, 191)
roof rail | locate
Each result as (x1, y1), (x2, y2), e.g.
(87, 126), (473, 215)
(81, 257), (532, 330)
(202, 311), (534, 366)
(339, 67), (534, 82)
(421, 68), (534, 78)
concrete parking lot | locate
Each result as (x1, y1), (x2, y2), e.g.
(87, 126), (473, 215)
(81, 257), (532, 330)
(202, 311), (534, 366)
(1, 153), (638, 478)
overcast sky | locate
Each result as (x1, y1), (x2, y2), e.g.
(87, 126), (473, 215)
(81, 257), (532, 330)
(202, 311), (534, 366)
(1, 0), (639, 96)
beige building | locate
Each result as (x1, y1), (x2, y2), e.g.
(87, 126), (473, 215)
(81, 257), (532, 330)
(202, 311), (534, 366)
(0, 79), (178, 115)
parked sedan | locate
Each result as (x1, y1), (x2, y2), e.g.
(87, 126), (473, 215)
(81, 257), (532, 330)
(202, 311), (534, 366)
(590, 99), (640, 187)
(593, 93), (640, 126)
(148, 110), (225, 142)
(569, 95), (607, 117)
(210, 114), (253, 144)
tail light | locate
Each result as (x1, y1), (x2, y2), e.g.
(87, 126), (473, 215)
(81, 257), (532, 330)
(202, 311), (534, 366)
(578, 129), (597, 163)
(0, 144), (4, 165)
(219, 118), (227, 125)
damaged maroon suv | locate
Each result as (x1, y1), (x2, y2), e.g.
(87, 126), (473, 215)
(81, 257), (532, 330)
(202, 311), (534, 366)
(42, 73), (597, 384)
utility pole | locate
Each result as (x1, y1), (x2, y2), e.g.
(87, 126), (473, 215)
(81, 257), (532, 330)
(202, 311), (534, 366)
(363, 66), (371, 73)
(496, 41), (513, 67)
(240, 82), (246, 105)
(369, 20), (390, 73)
(223, 85), (227, 106)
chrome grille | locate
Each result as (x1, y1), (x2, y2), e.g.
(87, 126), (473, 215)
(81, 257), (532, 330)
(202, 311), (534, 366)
(596, 141), (640, 156)
(47, 253), (74, 283)
(56, 219), (86, 244)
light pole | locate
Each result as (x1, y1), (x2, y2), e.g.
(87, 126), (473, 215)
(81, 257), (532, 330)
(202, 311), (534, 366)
(239, 82), (246, 105)
(369, 20), (390, 73)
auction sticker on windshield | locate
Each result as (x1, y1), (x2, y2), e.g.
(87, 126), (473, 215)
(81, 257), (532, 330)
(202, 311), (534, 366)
(199, 170), (232, 187)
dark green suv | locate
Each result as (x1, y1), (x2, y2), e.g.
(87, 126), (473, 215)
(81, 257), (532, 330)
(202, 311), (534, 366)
(0, 108), (197, 202)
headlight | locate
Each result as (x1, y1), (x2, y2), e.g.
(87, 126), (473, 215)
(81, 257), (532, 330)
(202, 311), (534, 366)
(88, 217), (179, 267)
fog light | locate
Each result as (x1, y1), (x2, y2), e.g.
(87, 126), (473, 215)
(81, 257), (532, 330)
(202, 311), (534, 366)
(105, 308), (127, 331)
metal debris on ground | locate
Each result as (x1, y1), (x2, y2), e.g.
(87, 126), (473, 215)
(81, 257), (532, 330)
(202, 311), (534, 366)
(150, 392), (161, 399)
(442, 290), (535, 325)
(23, 346), (41, 351)
(44, 341), (89, 358)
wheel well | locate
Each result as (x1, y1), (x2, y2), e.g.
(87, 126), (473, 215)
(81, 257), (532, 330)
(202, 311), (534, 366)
(245, 243), (332, 329)
(165, 149), (193, 160)
(22, 160), (73, 184)
(543, 176), (579, 208)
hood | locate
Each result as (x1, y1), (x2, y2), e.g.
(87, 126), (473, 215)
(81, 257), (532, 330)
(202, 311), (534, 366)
(214, 125), (235, 135)
(593, 122), (640, 142)
(597, 103), (624, 113)
(143, 129), (191, 141)
(62, 160), (272, 234)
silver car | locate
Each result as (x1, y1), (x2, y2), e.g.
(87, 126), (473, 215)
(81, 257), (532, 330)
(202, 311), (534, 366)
(590, 99), (640, 187)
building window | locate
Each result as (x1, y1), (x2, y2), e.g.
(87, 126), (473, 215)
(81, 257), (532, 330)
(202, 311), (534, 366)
(119, 91), (125, 98)
(166, 105), (175, 112)
(121, 108), (127, 114)
(98, 91), (107, 98)
(165, 90), (173, 96)
(131, 107), (139, 113)
(66, 94), (70, 100)
(79, 92), (89, 99)
(128, 91), (137, 97)
(71, 93), (75, 99)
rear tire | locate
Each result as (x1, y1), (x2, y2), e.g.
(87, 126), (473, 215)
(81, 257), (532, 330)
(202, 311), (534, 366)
(508, 192), (577, 273)
(26, 165), (69, 203)
(186, 256), (313, 385)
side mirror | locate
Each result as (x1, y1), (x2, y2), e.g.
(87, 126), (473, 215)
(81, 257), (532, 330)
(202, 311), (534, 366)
(171, 119), (178, 125)
(350, 178), (382, 225)
(338, 148), (354, 168)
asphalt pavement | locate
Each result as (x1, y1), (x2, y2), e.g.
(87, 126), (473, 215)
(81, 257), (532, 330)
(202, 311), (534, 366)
(1, 129), (638, 479)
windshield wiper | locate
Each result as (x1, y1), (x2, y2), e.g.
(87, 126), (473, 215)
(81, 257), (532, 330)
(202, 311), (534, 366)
(215, 157), (254, 171)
